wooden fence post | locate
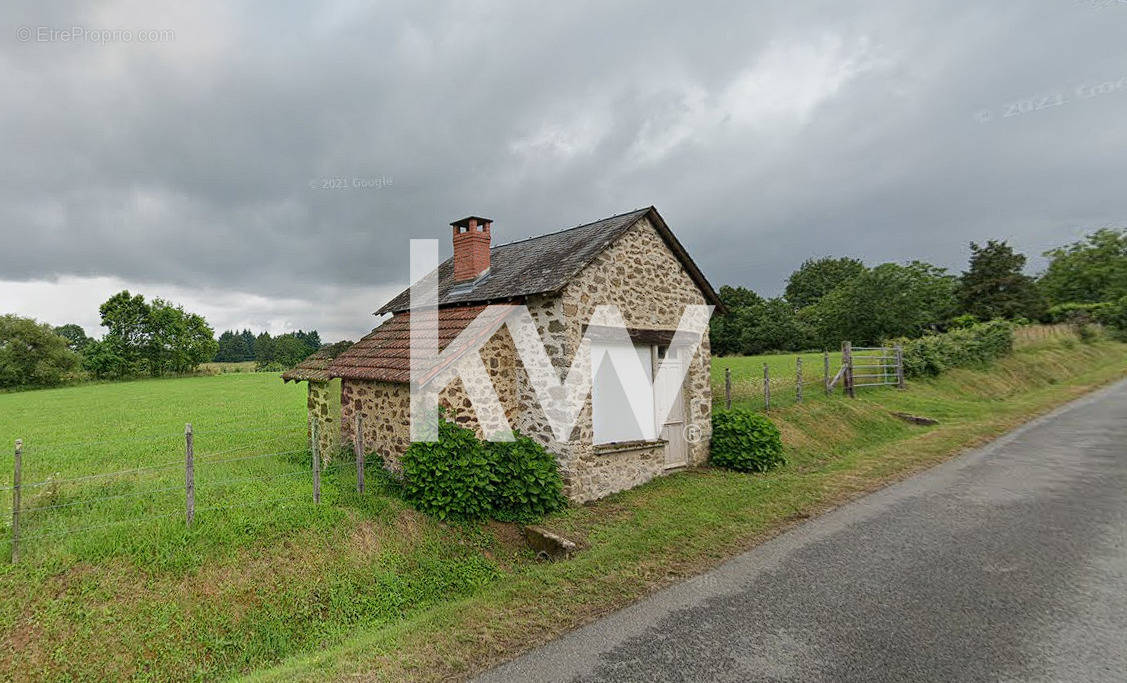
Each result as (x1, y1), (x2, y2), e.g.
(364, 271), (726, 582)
(185, 424), (194, 527)
(796, 356), (803, 403)
(724, 368), (732, 411)
(354, 415), (365, 495)
(843, 341), (855, 398)
(763, 363), (770, 412)
(11, 439), (21, 563)
(895, 344), (905, 389)
(312, 420), (321, 504)
(824, 351), (830, 396)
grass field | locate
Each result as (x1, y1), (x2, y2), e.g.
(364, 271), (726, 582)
(0, 375), (513, 680)
(712, 349), (846, 410)
(2, 330), (1125, 680)
(199, 360), (261, 374)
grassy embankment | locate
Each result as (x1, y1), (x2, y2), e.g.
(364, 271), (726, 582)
(255, 328), (1125, 681)
(1, 326), (1124, 680)
(0, 374), (503, 680)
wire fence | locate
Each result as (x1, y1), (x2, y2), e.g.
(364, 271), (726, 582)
(716, 342), (904, 412)
(3, 420), (374, 563)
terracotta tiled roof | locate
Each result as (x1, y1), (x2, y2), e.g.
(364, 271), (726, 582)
(375, 206), (723, 315)
(281, 340), (355, 382)
(326, 305), (516, 383)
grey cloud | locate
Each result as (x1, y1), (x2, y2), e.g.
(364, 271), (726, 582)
(1, 0), (1125, 327)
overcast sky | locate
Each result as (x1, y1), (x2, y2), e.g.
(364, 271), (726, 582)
(2, 1), (1126, 341)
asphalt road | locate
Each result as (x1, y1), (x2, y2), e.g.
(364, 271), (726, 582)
(479, 379), (1127, 682)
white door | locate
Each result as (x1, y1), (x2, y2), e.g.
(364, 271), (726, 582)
(654, 346), (687, 469)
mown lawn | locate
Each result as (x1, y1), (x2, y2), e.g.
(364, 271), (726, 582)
(2, 332), (1125, 681)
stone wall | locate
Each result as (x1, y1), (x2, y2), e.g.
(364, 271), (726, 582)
(340, 328), (520, 473)
(307, 378), (342, 463)
(340, 379), (410, 473)
(520, 216), (714, 502)
(575, 441), (667, 499)
(337, 216), (713, 503)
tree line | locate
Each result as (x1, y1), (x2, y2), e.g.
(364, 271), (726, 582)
(711, 228), (1127, 356)
(214, 329), (322, 369)
(1, 290), (327, 389)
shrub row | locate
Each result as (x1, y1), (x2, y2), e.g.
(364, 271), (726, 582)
(896, 320), (1014, 378)
(401, 417), (567, 522)
(1045, 301), (1115, 325)
(1046, 297), (1127, 339)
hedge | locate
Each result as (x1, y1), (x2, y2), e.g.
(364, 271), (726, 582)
(895, 320), (1014, 378)
(1045, 302), (1114, 325)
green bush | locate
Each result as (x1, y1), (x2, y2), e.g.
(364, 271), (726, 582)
(1099, 296), (1127, 341)
(0, 314), (80, 388)
(948, 313), (978, 329)
(1074, 323), (1099, 344)
(897, 320), (1014, 378)
(402, 418), (496, 521)
(401, 418), (566, 522)
(487, 435), (568, 522)
(710, 410), (785, 473)
(1045, 302), (1113, 325)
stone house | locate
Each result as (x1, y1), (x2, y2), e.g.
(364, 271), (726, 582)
(281, 340), (353, 458)
(300, 206), (723, 503)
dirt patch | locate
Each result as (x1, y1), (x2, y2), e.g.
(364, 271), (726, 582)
(348, 520), (383, 556)
(484, 520), (526, 554)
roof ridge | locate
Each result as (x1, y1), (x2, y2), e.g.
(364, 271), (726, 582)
(492, 206), (651, 249)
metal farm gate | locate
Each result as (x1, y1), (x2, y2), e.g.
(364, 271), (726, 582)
(829, 341), (905, 397)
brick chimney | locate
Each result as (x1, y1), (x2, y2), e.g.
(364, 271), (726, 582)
(451, 216), (492, 282)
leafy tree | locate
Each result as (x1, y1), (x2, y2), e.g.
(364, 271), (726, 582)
(53, 324), (91, 353)
(272, 333), (312, 368)
(957, 240), (1046, 321)
(93, 291), (217, 377)
(1040, 228), (1127, 305)
(144, 299), (217, 375)
(710, 286), (764, 355)
(784, 257), (866, 309)
(81, 339), (128, 379)
(806, 261), (958, 346)
(0, 315), (80, 388)
(738, 297), (810, 354)
(1100, 295), (1127, 341)
(98, 291), (150, 374)
(710, 286), (812, 355)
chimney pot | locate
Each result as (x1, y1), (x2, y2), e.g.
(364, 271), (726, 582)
(451, 215), (492, 282)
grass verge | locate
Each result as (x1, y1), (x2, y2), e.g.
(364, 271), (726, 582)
(247, 337), (1127, 682)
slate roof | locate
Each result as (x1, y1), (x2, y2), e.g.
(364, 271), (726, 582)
(281, 340), (356, 382)
(376, 206), (723, 314)
(327, 206), (723, 383)
(326, 305), (516, 383)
